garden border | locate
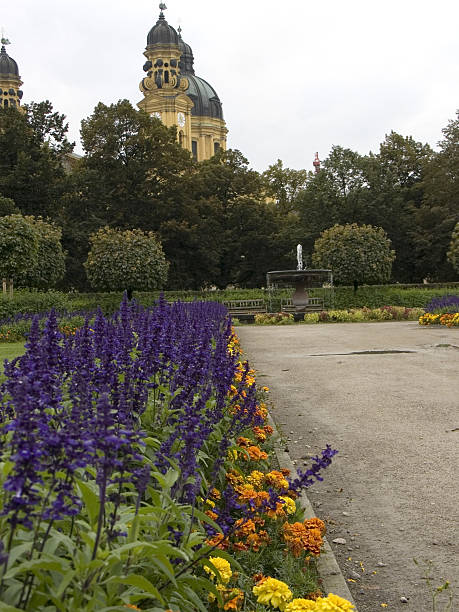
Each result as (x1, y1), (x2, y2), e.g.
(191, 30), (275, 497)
(267, 413), (358, 610)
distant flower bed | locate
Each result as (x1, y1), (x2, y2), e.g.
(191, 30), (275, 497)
(419, 312), (459, 327)
(424, 294), (459, 314)
(255, 312), (295, 325)
(303, 306), (424, 324)
(0, 297), (349, 611)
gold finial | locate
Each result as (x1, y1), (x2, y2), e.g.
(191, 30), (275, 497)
(178, 25), (182, 36)
(159, 2), (167, 17)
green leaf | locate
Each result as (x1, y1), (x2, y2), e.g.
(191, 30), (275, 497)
(110, 574), (164, 604)
(77, 479), (100, 527)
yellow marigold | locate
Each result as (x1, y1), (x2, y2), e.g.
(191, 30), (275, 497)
(236, 436), (252, 448)
(205, 556), (232, 585)
(279, 495), (296, 515)
(211, 488), (221, 499)
(266, 470), (289, 490)
(313, 593), (355, 610)
(227, 449), (238, 461)
(226, 471), (244, 487)
(253, 577), (293, 611)
(285, 599), (318, 611)
(247, 470), (265, 488)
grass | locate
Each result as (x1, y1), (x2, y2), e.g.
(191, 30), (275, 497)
(0, 342), (26, 373)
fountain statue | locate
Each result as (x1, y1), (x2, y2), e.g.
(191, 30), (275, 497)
(266, 246), (333, 313)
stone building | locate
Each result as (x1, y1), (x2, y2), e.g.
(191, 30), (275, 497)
(138, 4), (227, 161)
(0, 38), (24, 111)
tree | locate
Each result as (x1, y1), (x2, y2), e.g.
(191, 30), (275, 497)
(447, 222), (459, 273)
(0, 102), (74, 217)
(78, 99), (191, 229)
(312, 223), (395, 291)
(0, 195), (19, 216)
(0, 214), (39, 294)
(84, 227), (169, 297)
(15, 217), (66, 289)
(262, 159), (309, 214)
(413, 111), (459, 280)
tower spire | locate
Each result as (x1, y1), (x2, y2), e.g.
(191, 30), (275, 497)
(313, 152), (321, 174)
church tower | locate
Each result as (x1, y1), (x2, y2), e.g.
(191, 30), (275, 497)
(0, 37), (24, 111)
(138, 4), (227, 161)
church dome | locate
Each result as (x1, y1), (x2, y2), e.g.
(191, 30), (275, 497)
(178, 30), (194, 74)
(177, 31), (223, 119)
(185, 74), (223, 120)
(0, 45), (20, 78)
(147, 10), (179, 46)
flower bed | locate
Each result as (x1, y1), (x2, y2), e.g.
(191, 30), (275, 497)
(418, 312), (459, 327)
(303, 306), (424, 324)
(0, 297), (349, 611)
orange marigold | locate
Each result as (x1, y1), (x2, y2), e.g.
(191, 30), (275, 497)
(205, 510), (218, 521)
(246, 529), (270, 551)
(206, 534), (229, 550)
(252, 426), (267, 442)
(283, 520), (324, 557)
(264, 425), (274, 435)
(234, 518), (256, 537)
(244, 445), (268, 461)
(252, 573), (267, 584)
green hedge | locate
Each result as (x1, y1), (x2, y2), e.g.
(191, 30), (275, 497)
(1, 284), (459, 320)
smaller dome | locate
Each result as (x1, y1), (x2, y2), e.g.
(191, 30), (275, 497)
(0, 45), (20, 78)
(147, 11), (179, 46)
(178, 30), (195, 74)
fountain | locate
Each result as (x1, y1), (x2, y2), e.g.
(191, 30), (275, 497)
(266, 245), (333, 313)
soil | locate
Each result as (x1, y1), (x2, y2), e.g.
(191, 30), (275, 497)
(237, 322), (459, 612)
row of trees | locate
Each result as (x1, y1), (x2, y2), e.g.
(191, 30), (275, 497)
(0, 100), (457, 291)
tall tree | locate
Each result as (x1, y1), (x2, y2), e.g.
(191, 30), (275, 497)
(413, 111), (459, 280)
(0, 102), (73, 217)
(262, 159), (309, 214)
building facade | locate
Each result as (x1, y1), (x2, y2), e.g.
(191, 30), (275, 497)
(138, 4), (227, 161)
(0, 38), (24, 111)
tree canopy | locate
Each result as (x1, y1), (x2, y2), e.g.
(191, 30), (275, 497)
(312, 223), (396, 290)
(0, 214), (39, 283)
(84, 227), (169, 296)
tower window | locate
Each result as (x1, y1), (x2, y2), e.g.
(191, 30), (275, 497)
(214, 142), (220, 154)
(164, 71), (169, 83)
(192, 140), (198, 161)
(10, 99), (16, 107)
(4, 100), (8, 108)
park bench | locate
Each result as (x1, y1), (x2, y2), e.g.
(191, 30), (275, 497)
(280, 297), (324, 312)
(222, 299), (267, 316)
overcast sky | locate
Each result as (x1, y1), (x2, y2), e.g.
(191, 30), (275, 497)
(2, 0), (458, 171)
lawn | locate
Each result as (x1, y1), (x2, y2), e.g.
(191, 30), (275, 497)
(0, 342), (26, 372)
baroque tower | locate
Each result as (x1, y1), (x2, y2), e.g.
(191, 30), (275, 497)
(0, 37), (24, 111)
(138, 4), (227, 161)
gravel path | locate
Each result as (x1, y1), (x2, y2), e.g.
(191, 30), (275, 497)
(237, 322), (459, 612)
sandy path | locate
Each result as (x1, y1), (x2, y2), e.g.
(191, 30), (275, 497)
(237, 322), (459, 611)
